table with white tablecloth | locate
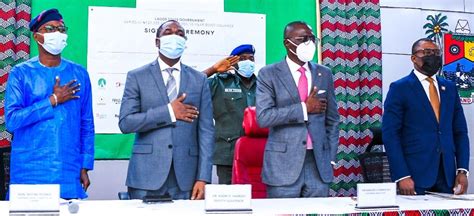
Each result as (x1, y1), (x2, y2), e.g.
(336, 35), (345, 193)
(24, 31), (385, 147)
(1, 195), (474, 216)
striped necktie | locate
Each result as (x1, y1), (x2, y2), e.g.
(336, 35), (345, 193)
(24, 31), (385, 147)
(165, 68), (177, 101)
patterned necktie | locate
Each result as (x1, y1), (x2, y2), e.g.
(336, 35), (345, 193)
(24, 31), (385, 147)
(165, 68), (177, 101)
(426, 77), (440, 122)
(297, 66), (312, 149)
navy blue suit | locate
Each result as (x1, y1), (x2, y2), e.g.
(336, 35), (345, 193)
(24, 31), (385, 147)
(382, 71), (469, 190)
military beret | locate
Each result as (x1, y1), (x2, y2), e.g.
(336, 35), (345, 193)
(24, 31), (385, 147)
(29, 8), (63, 32)
(230, 44), (255, 56)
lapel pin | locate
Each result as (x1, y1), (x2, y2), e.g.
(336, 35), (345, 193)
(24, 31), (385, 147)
(441, 86), (446, 91)
(318, 73), (322, 77)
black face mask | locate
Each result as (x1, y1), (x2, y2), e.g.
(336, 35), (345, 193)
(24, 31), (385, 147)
(420, 55), (442, 76)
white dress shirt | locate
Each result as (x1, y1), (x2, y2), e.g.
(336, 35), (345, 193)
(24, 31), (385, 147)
(413, 69), (440, 103)
(158, 57), (181, 123)
(286, 56), (312, 121)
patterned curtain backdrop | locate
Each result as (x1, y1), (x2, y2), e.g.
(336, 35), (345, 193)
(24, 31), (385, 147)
(320, 0), (382, 196)
(0, 0), (31, 148)
(0, 0), (31, 199)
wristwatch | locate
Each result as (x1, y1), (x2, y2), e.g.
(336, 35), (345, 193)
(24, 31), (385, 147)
(457, 170), (469, 177)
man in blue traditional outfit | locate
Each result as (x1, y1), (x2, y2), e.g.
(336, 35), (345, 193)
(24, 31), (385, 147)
(5, 8), (94, 199)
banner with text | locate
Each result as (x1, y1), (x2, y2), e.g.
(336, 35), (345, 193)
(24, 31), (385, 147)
(88, 7), (265, 133)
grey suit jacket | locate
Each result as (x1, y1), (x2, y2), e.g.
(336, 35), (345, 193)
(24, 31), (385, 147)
(256, 59), (340, 186)
(119, 59), (214, 191)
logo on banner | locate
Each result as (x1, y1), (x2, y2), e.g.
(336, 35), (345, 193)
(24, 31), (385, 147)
(423, 14), (474, 104)
(115, 81), (124, 87)
(98, 78), (107, 89)
(97, 96), (106, 106)
(112, 98), (122, 104)
(95, 113), (107, 119)
(442, 20), (474, 104)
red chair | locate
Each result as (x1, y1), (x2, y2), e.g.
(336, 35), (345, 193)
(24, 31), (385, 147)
(231, 107), (268, 198)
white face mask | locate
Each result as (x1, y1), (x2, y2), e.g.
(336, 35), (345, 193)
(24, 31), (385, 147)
(37, 32), (68, 55)
(158, 34), (186, 59)
(237, 60), (255, 78)
(287, 39), (316, 62)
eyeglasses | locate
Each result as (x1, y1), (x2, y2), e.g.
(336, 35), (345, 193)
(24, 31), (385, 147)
(286, 35), (319, 45)
(157, 34), (187, 40)
(413, 48), (441, 56)
(38, 25), (68, 33)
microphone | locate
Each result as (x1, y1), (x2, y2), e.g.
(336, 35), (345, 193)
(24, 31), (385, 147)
(68, 201), (79, 214)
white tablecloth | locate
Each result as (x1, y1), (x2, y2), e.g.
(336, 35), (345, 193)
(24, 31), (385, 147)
(1, 195), (474, 216)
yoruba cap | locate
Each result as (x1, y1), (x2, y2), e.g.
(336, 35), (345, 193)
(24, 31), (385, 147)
(29, 8), (63, 32)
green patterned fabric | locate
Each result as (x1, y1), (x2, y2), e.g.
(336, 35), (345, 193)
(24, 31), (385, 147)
(320, 0), (383, 196)
(0, 0), (31, 148)
(0, 0), (32, 200)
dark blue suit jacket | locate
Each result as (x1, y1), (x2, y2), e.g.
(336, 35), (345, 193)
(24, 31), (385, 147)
(382, 71), (469, 188)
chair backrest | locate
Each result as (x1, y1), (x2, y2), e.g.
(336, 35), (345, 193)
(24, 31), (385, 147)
(242, 107), (269, 137)
(232, 107), (268, 198)
(117, 191), (130, 200)
(359, 127), (392, 183)
(0, 148), (10, 200)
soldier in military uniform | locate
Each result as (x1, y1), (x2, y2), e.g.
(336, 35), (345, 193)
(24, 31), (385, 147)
(204, 44), (257, 184)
